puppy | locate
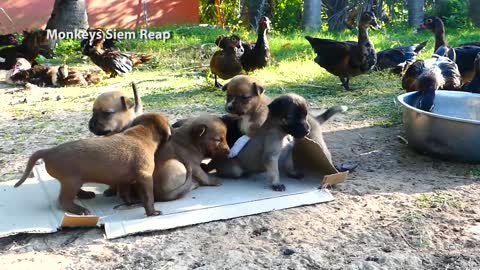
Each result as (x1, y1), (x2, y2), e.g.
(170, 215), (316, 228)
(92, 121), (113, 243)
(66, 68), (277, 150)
(223, 75), (270, 140)
(222, 75), (345, 164)
(152, 115), (230, 201)
(14, 113), (171, 216)
(212, 94), (310, 191)
(88, 82), (143, 198)
(89, 82), (143, 136)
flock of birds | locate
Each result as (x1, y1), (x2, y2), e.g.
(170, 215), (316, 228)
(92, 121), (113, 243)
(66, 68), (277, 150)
(0, 12), (479, 113)
(0, 29), (152, 87)
(210, 12), (480, 111)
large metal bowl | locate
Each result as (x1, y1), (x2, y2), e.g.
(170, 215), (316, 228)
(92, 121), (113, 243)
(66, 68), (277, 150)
(397, 90), (480, 163)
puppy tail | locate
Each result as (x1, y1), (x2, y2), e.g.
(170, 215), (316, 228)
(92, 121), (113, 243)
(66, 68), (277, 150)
(315, 105), (348, 124)
(14, 149), (48, 188)
(131, 82), (143, 114)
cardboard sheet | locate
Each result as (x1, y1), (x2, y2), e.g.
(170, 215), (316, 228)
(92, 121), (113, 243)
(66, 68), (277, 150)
(0, 163), (343, 239)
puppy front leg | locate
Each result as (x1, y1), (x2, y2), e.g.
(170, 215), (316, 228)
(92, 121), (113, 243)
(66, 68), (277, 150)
(137, 174), (161, 216)
(193, 165), (222, 186)
(265, 155), (284, 191)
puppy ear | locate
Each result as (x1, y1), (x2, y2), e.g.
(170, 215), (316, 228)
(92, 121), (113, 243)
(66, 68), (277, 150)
(268, 96), (288, 117)
(222, 82), (228, 91)
(121, 96), (135, 110)
(191, 124), (207, 137)
(252, 83), (264, 96)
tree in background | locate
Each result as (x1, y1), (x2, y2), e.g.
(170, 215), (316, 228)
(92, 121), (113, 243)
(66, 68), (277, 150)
(407, 0), (424, 27)
(469, 0), (480, 26)
(45, 0), (89, 48)
(46, 0), (89, 32)
(303, 0), (322, 30)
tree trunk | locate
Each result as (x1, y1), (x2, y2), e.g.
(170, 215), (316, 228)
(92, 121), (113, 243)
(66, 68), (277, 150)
(407, 0), (424, 27)
(45, 0), (89, 48)
(470, 0), (480, 27)
(303, 0), (322, 30)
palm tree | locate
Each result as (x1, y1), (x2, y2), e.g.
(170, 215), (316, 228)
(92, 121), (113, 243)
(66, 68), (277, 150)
(407, 0), (424, 27)
(303, 0), (322, 30)
(470, 0), (480, 27)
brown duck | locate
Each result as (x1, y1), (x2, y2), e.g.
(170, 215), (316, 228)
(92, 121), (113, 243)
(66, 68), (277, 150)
(210, 35), (244, 87)
(305, 11), (381, 90)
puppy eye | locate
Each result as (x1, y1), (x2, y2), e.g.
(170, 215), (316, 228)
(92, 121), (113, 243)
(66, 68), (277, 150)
(426, 19), (432, 23)
(102, 111), (114, 116)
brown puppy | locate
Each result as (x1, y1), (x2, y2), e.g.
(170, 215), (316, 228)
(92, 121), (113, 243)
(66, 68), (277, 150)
(14, 113), (171, 216)
(89, 82), (143, 136)
(152, 115), (230, 201)
(212, 94), (311, 191)
(223, 75), (270, 138)
(85, 82), (143, 199)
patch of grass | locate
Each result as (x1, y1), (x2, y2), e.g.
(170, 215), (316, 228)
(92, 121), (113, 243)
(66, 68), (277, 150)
(416, 192), (462, 209)
(401, 210), (431, 248)
(469, 166), (480, 179)
(8, 24), (480, 128)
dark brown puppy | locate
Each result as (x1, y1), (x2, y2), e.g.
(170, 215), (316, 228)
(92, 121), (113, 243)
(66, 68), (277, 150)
(152, 115), (230, 201)
(14, 113), (171, 216)
(88, 82), (143, 198)
(212, 94), (311, 191)
(221, 75), (344, 165)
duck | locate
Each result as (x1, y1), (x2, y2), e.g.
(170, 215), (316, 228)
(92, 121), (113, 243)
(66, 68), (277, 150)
(6, 58), (99, 87)
(6, 58), (68, 87)
(375, 41), (428, 74)
(238, 16), (271, 73)
(0, 30), (50, 70)
(462, 53), (480, 93)
(305, 11), (381, 90)
(418, 16), (480, 83)
(0, 34), (18, 46)
(210, 35), (244, 87)
(402, 53), (462, 111)
(81, 30), (153, 77)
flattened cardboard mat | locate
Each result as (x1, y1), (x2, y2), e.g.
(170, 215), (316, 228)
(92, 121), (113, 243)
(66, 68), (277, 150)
(0, 138), (347, 239)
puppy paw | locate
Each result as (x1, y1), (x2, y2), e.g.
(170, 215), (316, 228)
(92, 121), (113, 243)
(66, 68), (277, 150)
(77, 189), (96, 199)
(209, 177), (223, 186)
(147, 210), (162, 217)
(271, 184), (286, 192)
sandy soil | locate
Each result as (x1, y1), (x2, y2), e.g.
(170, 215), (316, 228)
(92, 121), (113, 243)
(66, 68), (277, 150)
(0, 86), (479, 270)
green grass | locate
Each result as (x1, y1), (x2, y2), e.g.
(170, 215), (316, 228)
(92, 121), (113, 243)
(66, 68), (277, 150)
(12, 24), (480, 126)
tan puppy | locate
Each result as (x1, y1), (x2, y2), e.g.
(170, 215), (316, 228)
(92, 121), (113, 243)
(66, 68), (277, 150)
(222, 75), (270, 137)
(88, 82), (143, 198)
(14, 113), (171, 216)
(213, 94), (310, 191)
(88, 82), (143, 136)
(152, 115), (230, 201)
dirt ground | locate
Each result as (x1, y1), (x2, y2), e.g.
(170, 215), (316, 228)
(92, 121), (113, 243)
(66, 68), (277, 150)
(0, 85), (479, 270)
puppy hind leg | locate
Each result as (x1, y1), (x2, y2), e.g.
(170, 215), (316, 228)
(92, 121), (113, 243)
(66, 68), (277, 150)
(283, 145), (304, 179)
(58, 179), (91, 215)
(136, 174), (161, 216)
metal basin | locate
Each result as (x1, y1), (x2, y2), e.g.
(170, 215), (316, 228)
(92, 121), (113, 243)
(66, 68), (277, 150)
(397, 90), (480, 163)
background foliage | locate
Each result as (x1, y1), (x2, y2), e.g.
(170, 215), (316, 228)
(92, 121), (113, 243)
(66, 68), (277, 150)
(199, 0), (475, 32)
